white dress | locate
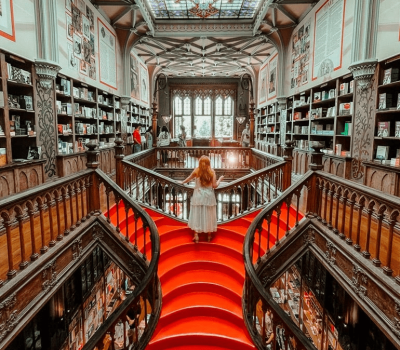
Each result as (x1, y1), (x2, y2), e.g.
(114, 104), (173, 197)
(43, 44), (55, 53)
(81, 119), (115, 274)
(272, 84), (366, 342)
(188, 177), (217, 233)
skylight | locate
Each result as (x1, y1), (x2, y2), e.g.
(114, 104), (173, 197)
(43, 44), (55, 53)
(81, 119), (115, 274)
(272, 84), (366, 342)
(146, 0), (261, 20)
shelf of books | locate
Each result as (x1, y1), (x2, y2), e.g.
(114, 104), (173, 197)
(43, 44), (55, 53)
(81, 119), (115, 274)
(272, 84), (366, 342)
(255, 102), (282, 156)
(362, 55), (400, 195)
(126, 102), (151, 149)
(255, 74), (354, 177)
(0, 52), (40, 165)
(56, 75), (124, 155)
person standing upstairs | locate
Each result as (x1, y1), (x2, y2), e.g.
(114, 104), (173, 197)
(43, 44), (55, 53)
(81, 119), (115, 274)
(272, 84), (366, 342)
(133, 124), (142, 153)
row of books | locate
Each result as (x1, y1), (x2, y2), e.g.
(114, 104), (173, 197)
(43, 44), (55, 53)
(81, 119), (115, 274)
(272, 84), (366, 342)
(313, 89), (336, 102)
(341, 122), (352, 136)
(294, 125), (309, 134)
(334, 144), (350, 157)
(375, 146), (400, 166)
(8, 94), (33, 110)
(312, 107), (336, 119)
(10, 115), (35, 136)
(376, 121), (400, 137)
(311, 123), (334, 135)
(7, 63), (31, 85)
(259, 126), (275, 133)
(382, 68), (399, 85)
(73, 87), (95, 102)
(378, 92), (400, 109)
(58, 138), (117, 155)
(128, 117), (148, 124)
(339, 81), (354, 95)
(98, 95), (114, 107)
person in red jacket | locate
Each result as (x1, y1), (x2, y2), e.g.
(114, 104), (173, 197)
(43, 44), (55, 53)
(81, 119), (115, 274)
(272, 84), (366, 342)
(133, 124), (141, 153)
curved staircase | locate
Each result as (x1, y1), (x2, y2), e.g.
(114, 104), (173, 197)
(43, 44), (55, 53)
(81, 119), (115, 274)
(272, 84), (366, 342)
(109, 204), (295, 350)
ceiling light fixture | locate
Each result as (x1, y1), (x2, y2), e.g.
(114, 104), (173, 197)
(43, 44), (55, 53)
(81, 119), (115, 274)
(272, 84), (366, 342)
(162, 115), (172, 125)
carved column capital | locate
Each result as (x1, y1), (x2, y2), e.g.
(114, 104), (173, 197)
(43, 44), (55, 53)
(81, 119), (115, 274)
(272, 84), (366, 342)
(276, 96), (286, 111)
(348, 59), (378, 91)
(34, 59), (61, 90)
(121, 96), (131, 110)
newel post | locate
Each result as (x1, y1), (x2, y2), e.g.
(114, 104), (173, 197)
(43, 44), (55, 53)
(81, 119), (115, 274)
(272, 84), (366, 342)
(152, 99), (158, 148)
(114, 138), (125, 188)
(306, 143), (324, 217)
(282, 140), (294, 191)
(86, 142), (101, 215)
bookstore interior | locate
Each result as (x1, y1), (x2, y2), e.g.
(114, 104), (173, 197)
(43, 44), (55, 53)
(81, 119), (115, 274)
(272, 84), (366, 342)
(1, 0), (400, 350)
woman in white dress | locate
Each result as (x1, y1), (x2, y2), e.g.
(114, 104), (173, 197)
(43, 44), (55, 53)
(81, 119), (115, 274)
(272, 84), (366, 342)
(181, 155), (224, 243)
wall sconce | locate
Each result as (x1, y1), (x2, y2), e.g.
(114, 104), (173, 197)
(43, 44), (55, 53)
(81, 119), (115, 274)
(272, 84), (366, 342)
(236, 116), (246, 124)
(162, 115), (172, 125)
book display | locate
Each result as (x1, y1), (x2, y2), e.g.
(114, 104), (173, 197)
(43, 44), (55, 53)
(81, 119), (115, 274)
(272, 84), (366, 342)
(255, 102), (282, 155)
(371, 55), (400, 169)
(0, 52), (42, 164)
(55, 75), (151, 156)
(256, 74), (354, 163)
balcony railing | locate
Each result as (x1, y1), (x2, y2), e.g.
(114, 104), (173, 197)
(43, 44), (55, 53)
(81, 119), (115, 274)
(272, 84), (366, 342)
(243, 146), (400, 349)
(118, 145), (293, 223)
(0, 143), (161, 350)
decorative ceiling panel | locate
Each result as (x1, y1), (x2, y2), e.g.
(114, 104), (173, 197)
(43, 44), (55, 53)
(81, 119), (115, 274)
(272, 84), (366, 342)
(145, 0), (262, 20)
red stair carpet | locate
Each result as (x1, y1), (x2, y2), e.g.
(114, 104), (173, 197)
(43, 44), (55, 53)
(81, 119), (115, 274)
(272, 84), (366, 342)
(107, 204), (298, 350)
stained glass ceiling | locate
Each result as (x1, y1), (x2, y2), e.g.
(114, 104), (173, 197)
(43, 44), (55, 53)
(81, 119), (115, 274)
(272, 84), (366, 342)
(146, 0), (262, 20)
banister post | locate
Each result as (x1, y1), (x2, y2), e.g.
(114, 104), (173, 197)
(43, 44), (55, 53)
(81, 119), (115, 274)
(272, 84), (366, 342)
(249, 101), (255, 148)
(282, 140), (294, 190)
(152, 99), (158, 148)
(306, 143), (324, 217)
(86, 142), (101, 215)
(114, 138), (125, 188)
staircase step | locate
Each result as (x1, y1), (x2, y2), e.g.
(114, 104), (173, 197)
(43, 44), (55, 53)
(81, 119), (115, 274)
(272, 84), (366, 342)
(161, 282), (242, 317)
(147, 334), (256, 350)
(152, 306), (252, 343)
(160, 261), (244, 295)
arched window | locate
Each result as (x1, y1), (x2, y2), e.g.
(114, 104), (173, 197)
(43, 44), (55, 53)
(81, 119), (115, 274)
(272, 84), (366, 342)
(215, 96), (233, 138)
(194, 97), (212, 137)
(173, 96), (191, 137)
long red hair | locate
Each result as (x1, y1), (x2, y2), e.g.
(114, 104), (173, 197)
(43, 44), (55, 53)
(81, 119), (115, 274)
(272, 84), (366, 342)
(197, 155), (214, 186)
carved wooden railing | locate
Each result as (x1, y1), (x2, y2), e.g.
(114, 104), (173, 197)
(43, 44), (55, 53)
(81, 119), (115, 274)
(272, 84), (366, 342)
(118, 143), (293, 222)
(250, 148), (284, 171)
(0, 143), (161, 350)
(153, 146), (252, 169)
(121, 158), (290, 223)
(243, 147), (400, 349)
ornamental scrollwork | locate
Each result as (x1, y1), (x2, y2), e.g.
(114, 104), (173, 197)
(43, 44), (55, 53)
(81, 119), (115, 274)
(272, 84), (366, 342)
(351, 264), (368, 300)
(261, 262), (277, 286)
(72, 238), (83, 260)
(303, 229), (315, 245)
(325, 240), (337, 266)
(0, 310), (18, 342)
(42, 259), (57, 293)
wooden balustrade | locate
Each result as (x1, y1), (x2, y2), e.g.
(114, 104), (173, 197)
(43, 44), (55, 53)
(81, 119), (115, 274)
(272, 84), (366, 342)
(0, 142), (161, 350)
(121, 157), (288, 223)
(243, 150), (400, 349)
(250, 148), (284, 170)
(153, 147), (252, 169)
(313, 171), (400, 279)
(0, 170), (93, 282)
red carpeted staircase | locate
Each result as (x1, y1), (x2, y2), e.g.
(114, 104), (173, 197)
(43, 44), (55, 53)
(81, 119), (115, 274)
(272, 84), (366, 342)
(108, 204), (298, 350)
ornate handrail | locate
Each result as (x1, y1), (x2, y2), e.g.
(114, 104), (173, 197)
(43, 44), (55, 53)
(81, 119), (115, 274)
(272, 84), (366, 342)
(243, 171), (319, 350)
(153, 146), (252, 170)
(250, 148), (284, 170)
(121, 158), (288, 222)
(243, 159), (400, 349)
(0, 146), (161, 350)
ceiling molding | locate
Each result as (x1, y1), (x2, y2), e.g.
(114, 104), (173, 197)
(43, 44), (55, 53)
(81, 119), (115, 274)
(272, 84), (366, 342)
(253, 0), (274, 36)
(133, 0), (155, 35)
(154, 23), (254, 37)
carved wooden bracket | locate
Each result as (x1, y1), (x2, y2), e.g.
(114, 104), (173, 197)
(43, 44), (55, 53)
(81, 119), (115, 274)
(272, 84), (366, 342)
(348, 59), (378, 91)
(351, 264), (368, 300)
(42, 259), (57, 293)
(34, 59), (61, 90)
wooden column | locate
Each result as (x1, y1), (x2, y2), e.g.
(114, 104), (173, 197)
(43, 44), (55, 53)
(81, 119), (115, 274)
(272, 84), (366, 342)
(282, 140), (294, 191)
(249, 100), (255, 148)
(114, 138), (125, 188)
(152, 100), (158, 148)
(86, 142), (100, 215)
